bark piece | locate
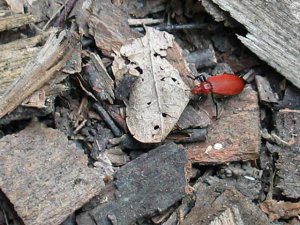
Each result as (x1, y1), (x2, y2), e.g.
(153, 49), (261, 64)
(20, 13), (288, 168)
(76, 0), (141, 56)
(0, 29), (78, 119)
(269, 110), (300, 198)
(187, 86), (260, 164)
(207, 0), (300, 89)
(182, 181), (270, 225)
(255, 75), (278, 103)
(0, 122), (104, 225)
(260, 200), (300, 221)
(113, 27), (190, 143)
(76, 142), (189, 225)
(0, 13), (36, 32)
(83, 53), (114, 104)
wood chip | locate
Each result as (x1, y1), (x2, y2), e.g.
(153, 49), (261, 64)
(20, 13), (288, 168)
(208, 0), (300, 89)
(183, 181), (271, 225)
(83, 52), (115, 104)
(176, 105), (210, 130)
(255, 75), (278, 103)
(76, 0), (141, 56)
(260, 199), (300, 221)
(0, 122), (104, 225)
(0, 13), (36, 32)
(0, 29), (78, 119)
(187, 86), (260, 164)
(114, 27), (190, 143)
(76, 142), (189, 225)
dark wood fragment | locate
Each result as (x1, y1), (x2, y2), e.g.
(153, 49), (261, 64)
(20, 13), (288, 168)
(182, 180), (271, 225)
(255, 75), (278, 103)
(83, 53), (114, 104)
(276, 84), (300, 110)
(102, 103), (128, 133)
(186, 47), (217, 69)
(268, 110), (300, 198)
(119, 134), (157, 150)
(0, 122), (104, 225)
(0, 98), (54, 125)
(211, 62), (233, 75)
(53, 0), (78, 27)
(76, 142), (189, 225)
(176, 105), (210, 130)
(93, 103), (122, 137)
(167, 128), (207, 144)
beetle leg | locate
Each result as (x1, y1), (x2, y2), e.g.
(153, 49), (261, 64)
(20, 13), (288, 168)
(211, 93), (219, 119)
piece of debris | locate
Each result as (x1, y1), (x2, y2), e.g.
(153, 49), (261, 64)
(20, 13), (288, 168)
(0, 121), (104, 225)
(182, 181), (271, 225)
(76, 142), (189, 225)
(0, 29), (79, 119)
(113, 27), (190, 143)
(76, 0), (141, 56)
(267, 109), (300, 198)
(83, 52), (115, 104)
(255, 75), (279, 103)
(206, 0), (300, 89)
(186, 46), (217, 69)
(176, 105), (210, 130)
(0, 13), (36, 32)
(188, 86), (260, 164)
(260, 199), (300, 221)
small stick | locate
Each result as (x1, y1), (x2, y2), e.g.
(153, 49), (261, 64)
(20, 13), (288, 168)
(93, 103), (122, 137)
(211, 93), (219, 119)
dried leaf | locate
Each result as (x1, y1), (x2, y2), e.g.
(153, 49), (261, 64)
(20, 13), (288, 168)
(113, 27), (190, 143)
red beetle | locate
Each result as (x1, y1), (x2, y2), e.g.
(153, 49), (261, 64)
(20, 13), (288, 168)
(191, 73), (245, 96)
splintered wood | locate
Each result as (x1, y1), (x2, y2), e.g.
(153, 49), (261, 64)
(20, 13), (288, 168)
(206, 0), (300, 89)
(188, 86), (260, 164)
(113, 27), (190, 143)
(0, 29), (78, 119)
(0, 122), (104, 225)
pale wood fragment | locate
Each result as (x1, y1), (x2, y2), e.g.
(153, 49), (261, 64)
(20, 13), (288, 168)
(0, 29), (78, 118)
(206, 0), (300, 89)
(0, 13), (36, 31)
(0, 122), (104, 225)
(187, 86), (260, 164)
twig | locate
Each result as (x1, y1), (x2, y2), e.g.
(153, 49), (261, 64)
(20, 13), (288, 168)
(128, 18), (164, 26)
(133, 23), (216, 32)
(93, 103), (122, 137)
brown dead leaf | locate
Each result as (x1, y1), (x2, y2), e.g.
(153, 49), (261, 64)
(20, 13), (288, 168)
(113, 27), (190, 143)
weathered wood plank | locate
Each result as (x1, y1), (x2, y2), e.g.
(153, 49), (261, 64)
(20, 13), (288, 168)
(207, 0), (300, 88)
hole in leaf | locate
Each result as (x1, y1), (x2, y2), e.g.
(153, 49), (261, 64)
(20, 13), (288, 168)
(171, 77), (177, 82)
(154, 53), (159, 57)
(162, 113), (167, 117)
(147, 102), (151, 105)
(161, 77), (165, 81)
(154, 125), (160, 130)
(124, 57), (130, 65)
(135, 66), (143, 74)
